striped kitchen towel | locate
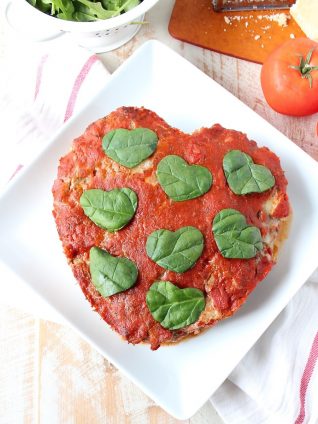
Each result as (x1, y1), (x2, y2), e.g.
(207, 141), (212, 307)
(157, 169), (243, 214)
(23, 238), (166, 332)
(0, 37), (110, 190)
(0, 36), (109, 319)
(211, 267), (318, 424)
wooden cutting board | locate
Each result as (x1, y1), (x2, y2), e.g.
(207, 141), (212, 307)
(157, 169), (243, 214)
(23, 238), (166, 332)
(168, 0), (305, 64)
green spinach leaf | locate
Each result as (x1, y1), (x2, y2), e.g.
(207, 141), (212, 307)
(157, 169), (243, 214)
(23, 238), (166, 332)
(212, 208), (263, 259)
(75, 0), (118, 18)
(102, 0), (139, 12)
(73, 10), (95, 21)
(102, 128), (158, 168)
(223, 150), (275, 195)
(146, 281), (205, 330)
(41, 0), (53, 12)
(80, 188), (137, 232)
(49, 0), (75, 19)
(101, 0), (122, 10)
(156, 155), (212, 201)
(28, 0), (140, 21)
(90, 247), (138, 297)
(121, 0), (140, 12)
(146, 226), (204, 273)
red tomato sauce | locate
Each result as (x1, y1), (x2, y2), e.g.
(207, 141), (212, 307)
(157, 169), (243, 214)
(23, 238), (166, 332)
(53, 107), (290, 349)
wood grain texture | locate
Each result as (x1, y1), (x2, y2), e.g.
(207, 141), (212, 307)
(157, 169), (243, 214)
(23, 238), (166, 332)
(0, 306), (37, 424)
(0, 306), (222, 423)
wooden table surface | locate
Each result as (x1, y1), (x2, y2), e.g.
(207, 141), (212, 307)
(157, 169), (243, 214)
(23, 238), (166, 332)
(1, 1), (317, 423)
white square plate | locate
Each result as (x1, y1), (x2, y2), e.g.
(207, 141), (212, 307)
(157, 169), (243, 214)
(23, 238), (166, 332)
(1, 40), (318, 420)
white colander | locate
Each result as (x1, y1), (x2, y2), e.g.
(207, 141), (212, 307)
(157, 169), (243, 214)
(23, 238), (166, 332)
(4, 0), (160, 52)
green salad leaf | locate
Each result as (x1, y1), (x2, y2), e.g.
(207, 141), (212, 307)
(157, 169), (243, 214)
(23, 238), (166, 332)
(75, 0), (118, 18)
(146, 226), (204, 273)
(54, 0), (75, 19)
(102, 0), (121, 8)
(223, 150), (275, 195)
(80, 188), (137, 232)
(212, 208), (263, 259)
(146, 281), (205, 330)
(27, 0), (141, 21)
(33, 0), (55, 13)
(121, 0), (139, 12)
(90, 247), (138, 297)
(102, 128), (158, 168)
(156, 155), (213, 202)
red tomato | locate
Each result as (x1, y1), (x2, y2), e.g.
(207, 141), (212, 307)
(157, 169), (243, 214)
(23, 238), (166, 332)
(261, 38), (318, 116)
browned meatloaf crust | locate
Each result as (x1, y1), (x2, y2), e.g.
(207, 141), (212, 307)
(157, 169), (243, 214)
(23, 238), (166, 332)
(52, 106), (290, 350)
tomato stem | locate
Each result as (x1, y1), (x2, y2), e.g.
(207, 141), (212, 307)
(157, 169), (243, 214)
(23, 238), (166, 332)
(289, 48), (318, 89)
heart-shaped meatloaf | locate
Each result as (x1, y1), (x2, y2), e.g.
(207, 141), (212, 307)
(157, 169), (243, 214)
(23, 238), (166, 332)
(52, 106), (290, 350)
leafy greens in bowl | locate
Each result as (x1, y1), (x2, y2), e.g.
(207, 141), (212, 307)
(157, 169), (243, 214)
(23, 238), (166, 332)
(26, 0), (142, 22)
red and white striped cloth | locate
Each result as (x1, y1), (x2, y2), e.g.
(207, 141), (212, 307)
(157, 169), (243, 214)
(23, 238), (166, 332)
(0, 39), (109, 189)
(1, 38), (318, 424)
(211, 267), (318, 424)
